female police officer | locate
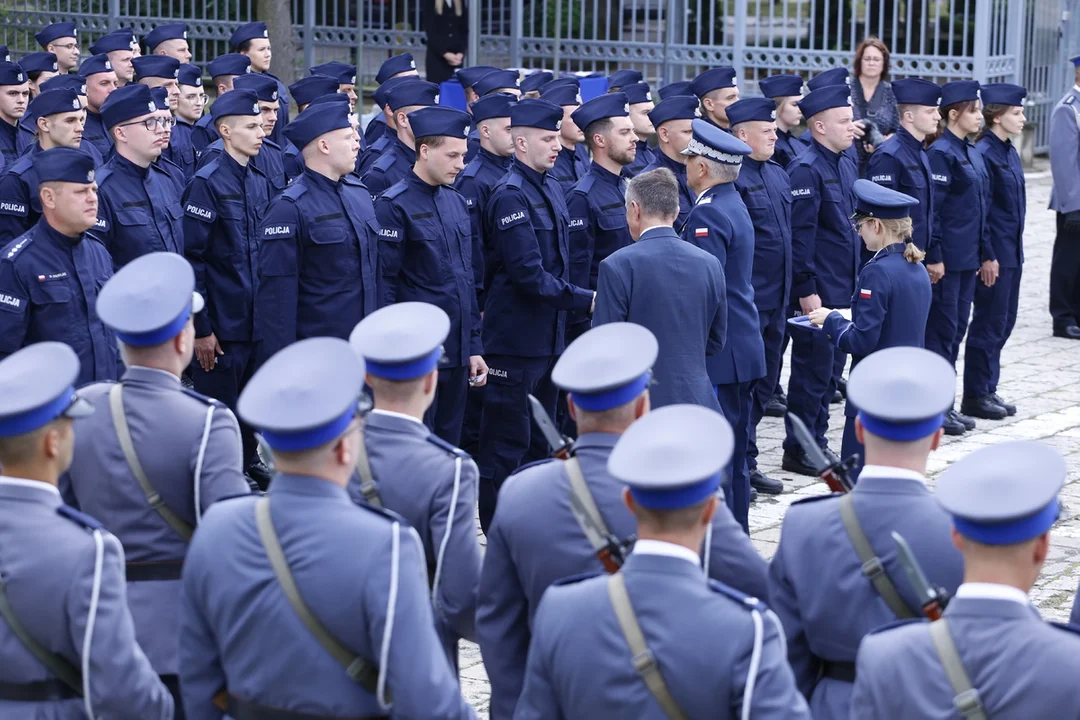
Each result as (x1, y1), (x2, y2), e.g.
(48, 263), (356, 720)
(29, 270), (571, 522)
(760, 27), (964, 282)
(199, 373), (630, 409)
(808, 180), (931, 478)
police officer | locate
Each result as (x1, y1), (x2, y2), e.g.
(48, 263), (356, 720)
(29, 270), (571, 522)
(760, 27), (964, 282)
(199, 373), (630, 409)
(35, 22), (79, 73)
(457, 65), (501, 162)
(80, 53), (118, 158)
(18, 51), (59, 99)
(478, 324), (770, 720)
(761, 73), (808, 169)
(167, 63), (203, 179)
(515, 403), (810, 720)
(478, 98), (595, 531)
(63, 252), (250, 716)
(181, 89), (271, 486)
(179, 337), (476, 719)
(927, 80), (991, 435)
(348, 302), (482, 670)
(92, 83), (184, 269)
(363, 52), (419, 149)
(311, 60), (359, 110)
(641, 95), (697, 229)
(622, 81), (656, 176)
(781, 84), (859, 476)
(729, 97), (791, 497)
(191, 52), (251, 152)
(144, 22), (191, 63)
(472, 68), (521, 100)
(866, 78), (940, 259)
(0, 147), (120, 386)
(852, 440), (1080, 719)
(15, 74), (94, 156)
(682, 118), (766, 528)
(607, 69), (642, 92)
(540, 78), (587, 195)
(689, 66), (739, 130)
(361, 79), (440, 199)
(0, 62), (29, 169)
(90, 28), (138, 86)
(132, 54), (180, 117)
(1049, 54), (1080, 339)
(770, 346), (963, 719)
(143, 86), (186, 195)
(357, 75), (420, 176)
(520, 70), (552, 98)
(966, 84), (1027, 418)
(255, 94), (380, 360)
(657, 80), (692, 99)
(0, 89), (104, 246)
(283, 74), (340, 181)
(229, 21), (290, 146)
(0, 342), (174, 719)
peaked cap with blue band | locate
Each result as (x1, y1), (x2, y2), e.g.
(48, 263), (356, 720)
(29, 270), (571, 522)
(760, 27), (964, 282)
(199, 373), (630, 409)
(210, 88), (260, 120)
(759, 73), (804, 98)
(847, 346), (954, 441)
(409, 105), (471, 139)
(386, 80), (439, 112)
(539, 81), (581, 107)
(980, 83), (1026, 107)
(648, 95), (699, 127)
(310, 61), (356, 86)
(133, 55), (179, 81)
(891, 78), (942, 106)
(97, 252), (204, 347)
(551, 322), (658, 412)
(0, 61), (24, 86)
(520, 71), (553, 95)
(40, 75), (86, 96)
(291, 74), (339, 107)
(690, 67), (737, 98)
(229, 21), (269, 48)
(376, 53), (417, 84)
(207, 53), (251, 79)
(807, 66), (849, 91)
(608, 69), (643, 89)
(19, 52), (58, 74)
(234, 72), (279, 102)
(178, 63), (202, 87)
(349, 302), (450, 381)
(681, 117), (752, 165)
(510, 98), (563, 130)
(622, 81), (653, 105)
(29, 89), (82, 120)
(851, 178), (920, 219)
(144, 23), (187, 51)
(455, 65), (499, 89)
(797, 84), (852, 118)
(90, 29), (137, 55)
(79, 54), (113, 78)
(33, 147), (96, 184)
(941, 80), (980, 107)
(284, 94), (352, 148)
(470, 92), (516, 122)
(0, 342), (93, 438)
(572, 92), (629, 133)
(473, 69), (519, 97)
(657, 81), (692, 100)
(239, 337), (366, 452)
(608, 404), (734, 510)
(1071, 53), (1080, 67)
(100, 83), (157, 128)
(937, 441), (1065, 546)
(36, 22), (77, 49)
(726, 97), (777, 126)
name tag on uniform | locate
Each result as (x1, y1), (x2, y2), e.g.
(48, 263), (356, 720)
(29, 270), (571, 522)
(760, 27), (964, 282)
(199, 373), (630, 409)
(0, 292), (24, 311)
(792, 188), (812, 198)
(498, 210), (527, 230)
(569, 218), (585, 229)
(871, 174), (892, 183)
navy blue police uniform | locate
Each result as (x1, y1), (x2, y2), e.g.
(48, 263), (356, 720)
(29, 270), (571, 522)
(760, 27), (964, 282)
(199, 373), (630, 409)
(229, 22), (290, 147)
(362, 52), (419, 151)
(356, 75), (416, 177)
(362, 80), (440, 200)
(540, 81), (588, 196)
(761, 74), (809, 169)
(641, 95), (699, 230)
(80, 54), (120, 160)
(0, 62), (26, 168)
(621, 82), (656, 176)
(798, 68), (859, 166)
(191, 53), (251, 153)
(689, 66), (738, 132)
(163, 63), (203, 181)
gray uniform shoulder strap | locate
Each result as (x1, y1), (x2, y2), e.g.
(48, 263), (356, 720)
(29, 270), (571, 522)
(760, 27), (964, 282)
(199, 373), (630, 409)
(838, 494), (916, 619)
(0, 581), (84, 695)
(355, 421), (382, 507)
(607, 573), (688, 720)
(929, 619), (988, 720)
(254, 497), (383, 695)
(566, 456), (611, 542)
(109, 384), (195, 542)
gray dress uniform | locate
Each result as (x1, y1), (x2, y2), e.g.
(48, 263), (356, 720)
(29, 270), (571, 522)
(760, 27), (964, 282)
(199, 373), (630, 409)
(0, 342), (173, 719)
(514, 404), (809, 720)
(1047, 78), (1080, 335)
(853, 441), (1079, 719)
(61, 253), (250, 686)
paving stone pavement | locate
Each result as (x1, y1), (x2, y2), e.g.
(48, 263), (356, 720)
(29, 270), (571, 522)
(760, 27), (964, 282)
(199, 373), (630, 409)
(458, 166), (1079, 715)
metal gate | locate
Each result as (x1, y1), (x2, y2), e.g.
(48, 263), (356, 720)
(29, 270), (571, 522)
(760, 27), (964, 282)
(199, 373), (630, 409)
(1028, 0), (1080, 154)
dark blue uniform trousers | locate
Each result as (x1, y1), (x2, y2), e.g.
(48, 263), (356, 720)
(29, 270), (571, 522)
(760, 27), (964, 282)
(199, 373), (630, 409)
(925, 269), (976, 371)
(478, 354), (559, 533)
(459, 385), (483, 457)
(191, 340), (259, 467)
(716, 382), (752, 535)
(747, 306), (787, 472)
(840, 413), (865, 484)
(783, 325), (846, 453)
(424, 365), (469, 447)
(965, 266), (1021, 398)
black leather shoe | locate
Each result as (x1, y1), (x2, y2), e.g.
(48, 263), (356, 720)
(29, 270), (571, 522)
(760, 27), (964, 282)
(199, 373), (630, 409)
(838, 376), (848, 399)
(750, 487), (759, 502)
(952, 409), (976, 431)
(1054, 324), (1080, 339)
(774, 386), (787, 405)
(942, 411), (967, 436)
(246, 459), (273, 491)
(990, 393), (1016, 416)
(765, 395), (787, 417)
(781, 449), (819, 477)
(831, 389), (843, 404)
(961, 395), (1008, 421)
(750, 469), (783, 495)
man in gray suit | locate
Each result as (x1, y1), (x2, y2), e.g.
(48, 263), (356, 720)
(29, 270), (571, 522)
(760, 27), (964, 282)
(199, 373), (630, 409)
(62, 252), (250, 713)
(593, 167), (726, 412)
(853, 439), (1080, 718)
(1048, 53), (1080, 339)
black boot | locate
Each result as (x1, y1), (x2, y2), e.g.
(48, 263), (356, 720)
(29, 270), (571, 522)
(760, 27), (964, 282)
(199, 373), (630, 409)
(750, 469), (783, 495)
(942, 411), (967, 436)
(990, 393), (1016, 416)
(960, 395), (1007, 421)
(781, 449), (819, 477)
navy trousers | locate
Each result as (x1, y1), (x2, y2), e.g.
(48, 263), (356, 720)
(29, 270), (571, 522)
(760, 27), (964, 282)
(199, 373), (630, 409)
(840, 412), (865, 484)
(1050, 212), (1080, 327)
(477, 354), (559, 533)
(716, 381), (752, 535)
(424, 365), (469, 447)
(783, 324), (845, 453)
(191, 339), (259, 467)
(925, 269), (976, 371)
(459, 385), (484, 457)
(747, 305), (787, 471)
(965, 266), (1021, 398)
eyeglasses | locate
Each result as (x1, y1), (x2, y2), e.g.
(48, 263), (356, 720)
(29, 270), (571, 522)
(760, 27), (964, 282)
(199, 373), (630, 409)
(51, 42), (78, 51)
(119, 115), (176, 131)
(851, 218), (869, 232)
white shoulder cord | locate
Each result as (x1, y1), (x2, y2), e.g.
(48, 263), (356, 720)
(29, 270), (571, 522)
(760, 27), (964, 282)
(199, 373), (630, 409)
(81, 529), (107, 720)
(703, 517), (714, 575)
(376, 521), (401, 712)
(193, 405), (215, 523)
(430, 456), (463, 609)
(740, 603), (765, 720)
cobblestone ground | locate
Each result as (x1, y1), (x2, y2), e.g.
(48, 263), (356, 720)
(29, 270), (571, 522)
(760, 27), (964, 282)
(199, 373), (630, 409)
(459, 166), (1078, 715)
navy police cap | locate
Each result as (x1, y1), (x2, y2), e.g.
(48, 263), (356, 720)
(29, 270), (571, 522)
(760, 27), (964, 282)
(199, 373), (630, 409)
(689, 67), (737, 98)
(234, 72), (279, 103)
(981, 83), (1026, 107)
(36, 22), (77, 49)
(291, 74), (339, 107)
(648, 95), (699, 127)
(657, 81), (692, 100)
(0, 61), (27, 86)
(372, 75), (416, 109)
(572, 92), (629, 133)
(539, 81), (581, 107)
(90, 29), (137, 55)
(28, 88), (82, 120)
(283, 96), (352, 148)
(19, 52), (58, 75)
(386, 80), (439, 112)
(210, 88), (260, 120)
(178, 63), (202, 87)
(0, 46), (9, 64)
(473, 69), (519, 97)
(797, 84), (852, 118)
(408, 105), (471, 140)
(726, 97), (777, 126)
(33, 146), (96, 184)
(622, 81), (653, 105)
(97, 252), (204, 347)
(79, 53), (113, 78)
(681, 117), (752, 165)
(100, 83), (157, 128)
(0, 342), (93, 438)
(847, 347), (954, 441)
(941, 80), (980, 107)
(230, 21), (268, 49)
(308, 92), (350, 109)
(552, 323), (658, 412)
(470, 92), (516, 122)
(759, 73), (804, 98)
(511, 97), (563, 131)
(807, 66), (849, 91)
(310, 61), (356, 86)
(455, 65), (499, 89)
(520, 71), (553, 95)
(207, 53), (251, 79)
(937, 441), (1065, 546)
(350, 302), (450, 381)
(40, 75), (86, 96)
(239, 337), (366, 453)
(376, 53), (417, 84)
(608, 404), (734, 510)
(608, 69), (643, 89)
(891, 78), (942, 106)
(539, 76), (579, 93)
(133, 55), (179, 81)
(851, 178), (919, 220)
(144, 23), (187, 51)
(149, 86), (169, 111)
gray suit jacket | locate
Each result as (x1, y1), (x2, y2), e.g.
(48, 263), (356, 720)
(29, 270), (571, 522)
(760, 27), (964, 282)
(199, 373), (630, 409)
(1049, 87), (1080, 213)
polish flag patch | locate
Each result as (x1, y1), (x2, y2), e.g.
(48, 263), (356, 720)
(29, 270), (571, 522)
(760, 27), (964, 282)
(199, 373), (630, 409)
(37, 275), (45, 281)
(694, 227), (709, 238)
(859, 288), (872, 299)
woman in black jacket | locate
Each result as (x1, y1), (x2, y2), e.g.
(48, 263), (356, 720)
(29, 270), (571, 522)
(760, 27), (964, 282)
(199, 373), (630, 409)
(424, 0), (468, 84)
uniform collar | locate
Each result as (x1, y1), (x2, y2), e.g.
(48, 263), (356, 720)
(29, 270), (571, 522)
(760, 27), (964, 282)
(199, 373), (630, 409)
(810, 137), (843, 163)
(742, 156), (765, 171)
(123, 365), (181, 386)
(113, 150), (151, 178)
(696, 181), (736, 204)
(36, 217), (84, 247)
(369, 408), (427, 428)
(0, 476), (62, 499)
(393, 136), (417, 162)
(218, 148), (248, 177)
(0, 117), (16, 139)
(870, 242), (906, 261)
(588, 160), (624, 185)
(407, 169), (439, 195)
(268, 472), (352, 501)
(478, 146), (510, 168)
(857, 464), (927, 486)
(655, 149), (685, 174)
(631, 538), (701, 567)
(573, 431), (621, 450)
(955, 582), (1030, 607)
(896, 125), (924, 151)
(981, 131), (1012, 153)
(514, 157), (548, 187)
(639, 225), (678, 241)
(943, 128), (971, 150)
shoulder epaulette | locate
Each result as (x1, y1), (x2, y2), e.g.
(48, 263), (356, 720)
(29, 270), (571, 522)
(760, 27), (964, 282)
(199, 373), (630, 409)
(93, 166), (115, 186)
(56, 504), (104, 531)
(381, 180), (408, 201)
(425, 433), (469, 458)
(790, 492), (841, 506)
(570, 174), (597, 196)
(262, 138), (281, 151)
(459, 160), (481, 179)
(341, 173), (366, 188)
(1, 233), (34, 261)
(552, 571), (602, 587)
(795, 150), (816, 167)
(371, 153), (396, 172)
(708, 578), (769, 611)
(506, 457), (557, 478)
(1066, 95), (1075, 106)
(284, 143), (299, 157)
(194, 160), (219, 180)
(868, 618), (925, 635)
(179, 386), (227, 408)
(1051, 621), (1080, 638)
(217, 491), (260, 503)
(356, 500), (409, 525)
(9, 155), (33, 174)
(506, 173), (524, 190)
(282, 179), (308, 201)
